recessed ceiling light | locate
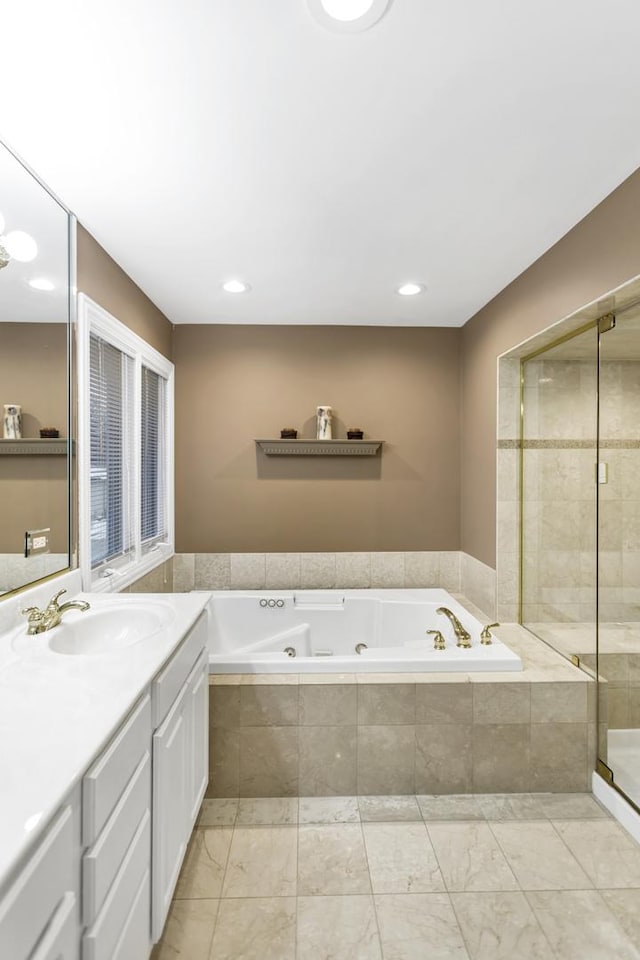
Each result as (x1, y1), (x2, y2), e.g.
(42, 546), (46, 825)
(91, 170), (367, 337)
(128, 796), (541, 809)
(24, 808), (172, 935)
(308, 0), (391, 32)
(29, 277), (55, 291)
(222, 279), (251, 294)
(396, 282), (425, 296)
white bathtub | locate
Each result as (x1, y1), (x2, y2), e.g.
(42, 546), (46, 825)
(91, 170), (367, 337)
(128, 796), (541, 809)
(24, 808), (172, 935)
(206, 588), (522, 674)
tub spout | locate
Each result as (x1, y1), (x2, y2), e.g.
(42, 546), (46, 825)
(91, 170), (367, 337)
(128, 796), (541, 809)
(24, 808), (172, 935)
(436, 607), (472, 648)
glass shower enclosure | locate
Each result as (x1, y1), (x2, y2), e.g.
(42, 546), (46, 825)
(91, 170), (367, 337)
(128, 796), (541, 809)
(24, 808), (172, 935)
(521, 304), (640, 809)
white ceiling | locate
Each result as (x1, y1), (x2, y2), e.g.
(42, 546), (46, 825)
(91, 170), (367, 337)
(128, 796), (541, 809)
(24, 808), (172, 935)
(2, 0), (640, 327)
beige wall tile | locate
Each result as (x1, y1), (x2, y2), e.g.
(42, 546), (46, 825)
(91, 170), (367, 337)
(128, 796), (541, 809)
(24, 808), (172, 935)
(300, 553), (336, 588)
(415, 684), (472, 724)
(473, 724), (530, 792)
(473, 684), (531, 724)
(529, 723), (588, 792)
(403, 552), (440, 588)
(358, 684), (416, 725)
(210, 686), (240, 729)
(298, 726), (357, 796)
(357, 726), (415, 795)
(415, 724), (473, 794)
(239, 727), (299, 797)
(208, 728), (239, 798)
(265, 553), (301, 589)
(299, 684), (357, 726)
(195, 553), (230, 590)
(230, 553), (266, 589)
(240, 685), (299, 726)
(438, 552), (462, 591)
(370, 552), (405, 588)
(173, 553), (195, 592)
(335, 552), (371, 588)
(530, 682), (588, 723)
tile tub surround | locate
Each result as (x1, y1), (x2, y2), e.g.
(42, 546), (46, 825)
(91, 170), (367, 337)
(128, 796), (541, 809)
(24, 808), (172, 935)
(152, 791), (640, 960)
(207, 625), (596, 799)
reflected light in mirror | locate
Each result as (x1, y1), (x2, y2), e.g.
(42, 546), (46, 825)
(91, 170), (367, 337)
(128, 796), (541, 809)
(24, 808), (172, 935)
(29, 277), (55, 291)
(3, 230), (38, 262)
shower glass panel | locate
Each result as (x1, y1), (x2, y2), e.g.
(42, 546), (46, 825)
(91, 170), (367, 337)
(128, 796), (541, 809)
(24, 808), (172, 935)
(521, 325), (598, 665)
(597, 308), (640, 806)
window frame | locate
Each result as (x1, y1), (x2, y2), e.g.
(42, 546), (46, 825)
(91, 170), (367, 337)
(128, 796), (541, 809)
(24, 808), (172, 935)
(78, 293), (174, 592)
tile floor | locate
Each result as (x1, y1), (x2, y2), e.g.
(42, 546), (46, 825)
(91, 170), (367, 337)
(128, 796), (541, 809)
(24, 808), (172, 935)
(152, 793), (640, 960)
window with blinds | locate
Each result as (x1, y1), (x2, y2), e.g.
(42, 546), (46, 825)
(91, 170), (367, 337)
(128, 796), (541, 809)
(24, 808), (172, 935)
(79, 295), (174, 591)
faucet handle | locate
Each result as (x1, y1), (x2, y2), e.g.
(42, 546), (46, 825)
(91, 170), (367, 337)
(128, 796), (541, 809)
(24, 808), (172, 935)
(47, 589), (67, 611)
(480, 622), (500, 645)
(427, 629), (446, 650)
(22, 605), (42, 619)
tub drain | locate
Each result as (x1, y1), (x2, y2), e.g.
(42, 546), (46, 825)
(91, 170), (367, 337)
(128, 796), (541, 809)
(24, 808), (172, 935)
(355, 643), (368, 655)
(284, 646), (296, 657)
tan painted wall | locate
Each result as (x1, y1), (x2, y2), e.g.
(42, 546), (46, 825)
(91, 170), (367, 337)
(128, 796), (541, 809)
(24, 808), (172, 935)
(76, 224), (173, 360)
(461, 167), (640, 568)
(174, 325), (460, 552)
(0, 323), (68, 552)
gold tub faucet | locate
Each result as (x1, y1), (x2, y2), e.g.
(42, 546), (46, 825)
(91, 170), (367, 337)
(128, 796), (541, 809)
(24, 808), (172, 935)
(436, 607), (472, 648)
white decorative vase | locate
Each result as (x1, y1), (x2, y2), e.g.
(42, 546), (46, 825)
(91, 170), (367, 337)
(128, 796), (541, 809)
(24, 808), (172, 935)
(3, 404), (22, 440)
(316, 405), (332, 440)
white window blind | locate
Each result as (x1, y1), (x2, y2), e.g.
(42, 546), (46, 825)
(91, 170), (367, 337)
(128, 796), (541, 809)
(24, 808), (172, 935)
(89, 333), (135, 571)
(79, 294), (174, 592)
(141, 365), (167, 551)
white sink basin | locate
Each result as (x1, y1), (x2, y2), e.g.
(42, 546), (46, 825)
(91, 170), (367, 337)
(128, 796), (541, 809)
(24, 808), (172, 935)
(48, 603), (173, 656)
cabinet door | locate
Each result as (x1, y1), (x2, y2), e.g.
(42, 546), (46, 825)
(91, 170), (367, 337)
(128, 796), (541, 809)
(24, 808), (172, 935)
(186, 654), (209, 829)
(151, 684), (188, 942)
(30, 892), (78, 960)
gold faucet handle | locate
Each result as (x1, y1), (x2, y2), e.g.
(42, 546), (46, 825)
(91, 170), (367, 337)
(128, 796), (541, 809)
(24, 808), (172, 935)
(480, 622), (500, 645)
(46, 589), (67, 611)
(21, 605), (43, 620)
(426, 629), (446, 650)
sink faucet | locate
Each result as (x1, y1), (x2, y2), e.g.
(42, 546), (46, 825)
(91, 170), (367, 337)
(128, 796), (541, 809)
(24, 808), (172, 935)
(436, 606), (472, 648)
(22, 589), (90, 635)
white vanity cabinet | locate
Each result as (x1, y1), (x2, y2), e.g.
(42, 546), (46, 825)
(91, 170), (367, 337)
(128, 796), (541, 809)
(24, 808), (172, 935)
(0, 790), (81, 960)
(151, 613), (208, 941)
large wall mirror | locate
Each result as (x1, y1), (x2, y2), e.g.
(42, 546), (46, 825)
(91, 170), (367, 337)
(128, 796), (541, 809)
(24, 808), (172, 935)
(0, 142), (73, 596)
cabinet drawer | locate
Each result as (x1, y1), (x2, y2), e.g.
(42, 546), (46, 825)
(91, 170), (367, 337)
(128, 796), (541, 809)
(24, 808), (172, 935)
(30, 892), (78, 960)
(82, 694), (151, 846)
(83, 751), (151, 926)
(0, 804), (77, 960)
(82, 810), (150, 960)
(152, 612), (206, 728)
(112, 871), (150, 960)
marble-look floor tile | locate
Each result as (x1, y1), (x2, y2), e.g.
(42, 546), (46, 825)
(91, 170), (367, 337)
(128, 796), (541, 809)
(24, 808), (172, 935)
(553, 820), (640, 888)
(297, 824), (371, 895)
(450, 892), (550, 960)
(363, 822), (445, 894)
(474, 793), (547, 821)
(490, 820), (592, 890)
(236, 797), (298, 825)
(375, 893), (469, 960)
(174, 828), (232, 899)
(539, 792), (609, 819)
(296, 895), (382, 960)
(221, 826), (297, 898)
(209, 897), (296, 960)
(196, 798), (238, 827)
(152, 899), (218, 960)
(600, 889), (640, 949)
(427, 822), (519, 892)
(418, 795), (484, 821)
(298, 796), (360, 824)
(527, 889), (640, 960)
(359, 795), (422, 822)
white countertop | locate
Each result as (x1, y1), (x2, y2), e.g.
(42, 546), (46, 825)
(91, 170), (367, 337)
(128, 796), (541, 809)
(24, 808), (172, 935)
(0, 582), (210, 892)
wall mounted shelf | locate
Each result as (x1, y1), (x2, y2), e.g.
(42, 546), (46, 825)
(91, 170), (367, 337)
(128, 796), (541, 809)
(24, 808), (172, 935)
(0, 439), (68, 456)
(256, 439), (384, 456)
